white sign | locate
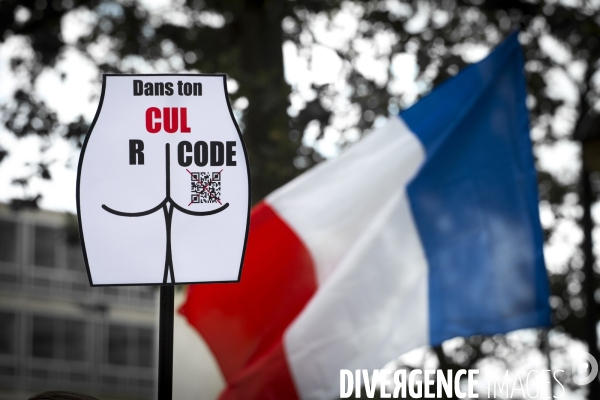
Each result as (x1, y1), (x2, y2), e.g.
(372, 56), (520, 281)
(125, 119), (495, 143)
(77, 74), (250, 285)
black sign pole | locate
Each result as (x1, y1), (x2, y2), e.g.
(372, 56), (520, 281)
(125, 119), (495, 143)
(158, 285), (175, 400)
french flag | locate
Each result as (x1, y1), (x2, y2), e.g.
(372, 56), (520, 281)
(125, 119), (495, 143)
(179, 32), (550, 400)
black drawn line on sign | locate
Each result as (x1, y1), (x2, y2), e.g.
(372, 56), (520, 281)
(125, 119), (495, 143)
(101, 143), (229, 283)
(102, 202), (165, 217)
(163, 202), (175, 283)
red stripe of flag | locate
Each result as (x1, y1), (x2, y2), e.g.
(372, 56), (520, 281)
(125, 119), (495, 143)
(219, 340), (299, 400)
(179, 201), (317, 398)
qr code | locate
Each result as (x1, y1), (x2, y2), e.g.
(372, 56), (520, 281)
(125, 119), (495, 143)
(190, 171), (222, 204)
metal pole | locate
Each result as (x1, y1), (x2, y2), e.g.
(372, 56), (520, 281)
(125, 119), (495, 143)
(581, 165), (600, 400)
(158, 285), (175, 400)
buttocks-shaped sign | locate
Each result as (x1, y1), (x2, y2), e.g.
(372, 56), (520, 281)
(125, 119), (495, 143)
(77, 74), (250, 285)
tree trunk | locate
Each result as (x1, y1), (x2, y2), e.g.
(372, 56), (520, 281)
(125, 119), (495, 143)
(238, 0), (299, 203)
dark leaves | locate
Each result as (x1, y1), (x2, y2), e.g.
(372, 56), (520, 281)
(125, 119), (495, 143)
(0, 148), (7, 164)
(64, 116), (90, 147)
(38, 162), (52, 180)
(1, 90), (59, 138)
(9, 194), (42, 211)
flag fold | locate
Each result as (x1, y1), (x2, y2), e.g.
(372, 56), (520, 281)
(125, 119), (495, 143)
(179, 32), (550, 400)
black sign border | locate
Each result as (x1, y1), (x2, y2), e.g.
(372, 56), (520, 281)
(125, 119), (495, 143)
(76, 73), (251, 286)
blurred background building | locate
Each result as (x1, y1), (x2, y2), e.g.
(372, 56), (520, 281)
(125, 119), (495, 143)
(0, 203), (157, 400)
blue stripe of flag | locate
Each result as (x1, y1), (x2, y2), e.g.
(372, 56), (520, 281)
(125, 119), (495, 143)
(401, 32), (550, 345)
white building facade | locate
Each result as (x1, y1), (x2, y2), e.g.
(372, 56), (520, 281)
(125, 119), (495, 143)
(0, 205), (157, 400)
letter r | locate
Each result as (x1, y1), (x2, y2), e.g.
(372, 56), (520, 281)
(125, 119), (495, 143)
(129, 140), (145, 165)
